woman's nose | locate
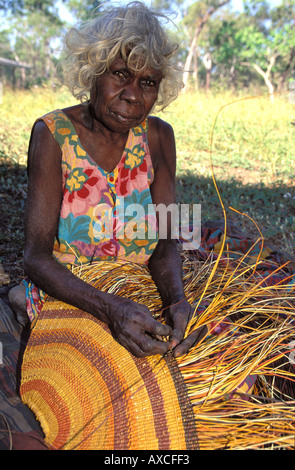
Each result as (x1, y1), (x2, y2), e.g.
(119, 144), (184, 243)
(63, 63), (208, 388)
(121, 79), (142, 104)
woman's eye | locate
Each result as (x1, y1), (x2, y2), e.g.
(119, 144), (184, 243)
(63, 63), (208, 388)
(141, 79), (155, 87)
(114, 71), (125, 79)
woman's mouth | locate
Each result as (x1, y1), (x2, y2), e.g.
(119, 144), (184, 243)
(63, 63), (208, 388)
(111, 111), (140, 125)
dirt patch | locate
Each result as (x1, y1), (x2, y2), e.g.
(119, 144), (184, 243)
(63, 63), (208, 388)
(213, 166), (293, 186)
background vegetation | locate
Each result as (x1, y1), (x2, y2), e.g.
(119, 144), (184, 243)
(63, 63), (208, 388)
(0, 0), (295, 286)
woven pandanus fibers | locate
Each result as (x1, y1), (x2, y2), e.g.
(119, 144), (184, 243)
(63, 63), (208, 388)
(20, 250), (295, 450)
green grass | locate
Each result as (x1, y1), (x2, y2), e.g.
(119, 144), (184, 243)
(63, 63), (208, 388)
(0, 85), (294, 283)
(0, 85), (76, 165)
(158, 91), (294, 183)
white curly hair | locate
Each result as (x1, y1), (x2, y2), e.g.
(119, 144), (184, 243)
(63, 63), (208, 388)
(62, 1), (183, 110)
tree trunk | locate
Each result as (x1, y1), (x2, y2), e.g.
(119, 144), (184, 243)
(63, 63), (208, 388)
(44, 39), (52, 79)
(228, 57), (237, 89)
(242, 55), (278, 102)
(20, 67), (26, 88)
(183, 33), (198, 91)
(263, 72), (275, 102)
(182, 0), (230, 92)
(193, 48), (199, 89)
(253, 65), (275, 102)
(205, 70), (211, 93)
(203, 52), (212, 94)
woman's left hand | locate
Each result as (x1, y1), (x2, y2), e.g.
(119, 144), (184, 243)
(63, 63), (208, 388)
(164, 299), (208, 357)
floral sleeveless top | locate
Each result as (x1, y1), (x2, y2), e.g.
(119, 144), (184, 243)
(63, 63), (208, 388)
(24, 109), (159, 321)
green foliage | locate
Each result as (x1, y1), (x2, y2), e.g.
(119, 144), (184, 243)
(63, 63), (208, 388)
(0, 0), (103, 89)
(0, 0), (24, 13)
(243, 0), (271, 21)
(236, 22), (295, 64)
(180, 0), (295, 92)
(66, 0), (102, 21)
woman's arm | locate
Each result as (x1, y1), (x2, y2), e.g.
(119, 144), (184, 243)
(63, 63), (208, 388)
(24, 121), (171, 357)
(148, 117), (207, 356)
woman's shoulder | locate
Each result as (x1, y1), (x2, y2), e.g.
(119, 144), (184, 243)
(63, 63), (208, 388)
(147, 116), (175, 151)
(34, 109), (67, 134)
(148, 115), (174, 135)
(60, 104), (83, 121)
(35, 105), (81, 127)
(147, 116), (176, 171)
(30, 107), (80, 151)
(32, 105), (83, 143)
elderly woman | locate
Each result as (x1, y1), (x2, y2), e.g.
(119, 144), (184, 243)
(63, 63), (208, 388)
(10, 2), (207, 358)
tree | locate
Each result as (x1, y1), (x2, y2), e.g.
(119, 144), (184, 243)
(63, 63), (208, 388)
(2, 1), (65, 87)
(271, 0), (295, 91)
(205, 0), (295, 95)
(238, 23), (295, 100)
(0, 0), (24, 13)
(12, 5), (64, 85)
(65, 0), (102, 21)
(181, 0), (230, 91)
(208, 13), (243, 89)
(1, 0), (102, 88)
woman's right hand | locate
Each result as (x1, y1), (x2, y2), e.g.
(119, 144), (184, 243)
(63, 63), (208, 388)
(105, 296), (172, 357)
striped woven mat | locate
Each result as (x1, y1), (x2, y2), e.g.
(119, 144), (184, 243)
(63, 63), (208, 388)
(20, 297), (198, 450)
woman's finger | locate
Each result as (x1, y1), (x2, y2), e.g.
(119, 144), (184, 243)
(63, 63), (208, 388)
(117, 330), (171, 357)
(172, 325), (208, 358)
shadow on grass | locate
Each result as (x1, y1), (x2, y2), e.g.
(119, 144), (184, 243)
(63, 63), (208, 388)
(0, 159), (294, 285)
(176, 172), (295, 255)
(0, 159), (27, 285)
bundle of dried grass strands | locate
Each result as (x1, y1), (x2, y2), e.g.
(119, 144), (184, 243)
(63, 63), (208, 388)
(20, 235), (295, 450)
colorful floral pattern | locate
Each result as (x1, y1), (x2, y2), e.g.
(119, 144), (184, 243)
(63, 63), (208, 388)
(24, 110), (159, 321)
(125, 144), (146, 170)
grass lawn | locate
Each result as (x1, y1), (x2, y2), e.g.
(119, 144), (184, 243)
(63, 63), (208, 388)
(0, 86), (294, 285)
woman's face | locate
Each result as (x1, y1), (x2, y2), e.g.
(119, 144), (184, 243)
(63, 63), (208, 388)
(90, 55), (162, 134)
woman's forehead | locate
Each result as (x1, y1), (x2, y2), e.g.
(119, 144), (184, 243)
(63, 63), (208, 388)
(109, 55), (162, 79)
